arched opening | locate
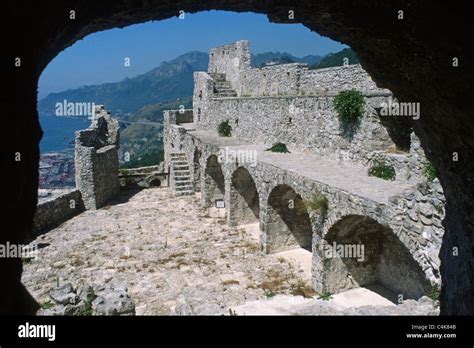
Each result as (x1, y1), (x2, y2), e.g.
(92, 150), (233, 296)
(149, 178), (161, 187)
(5, 2), (471, 315)
(321, 215), (431, 301)
(203, 155), (225, 208)
(265, 184), (312, 253)
(193, 148), (202, 192)
(229, 167), (260, 228)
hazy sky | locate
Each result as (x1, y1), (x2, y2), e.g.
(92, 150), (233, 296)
(38, 10), (347, 99)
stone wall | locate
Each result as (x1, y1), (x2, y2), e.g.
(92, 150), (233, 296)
(241, 63), (389, 97)
(208, 40), (251, 94)
(206, 40), (389, 98)
(75, 105), (120, 210)
(163, 41), (446, 302)
(194, 41), (430, 182)
(161, 122), (443, 298)
(33, 189), (85, 235)
(199, 94), (396, 165)
(118, 164), (167, 188)
(193, 72), (214, 125)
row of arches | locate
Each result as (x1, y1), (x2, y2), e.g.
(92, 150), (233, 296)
(195, 152), (431, 300)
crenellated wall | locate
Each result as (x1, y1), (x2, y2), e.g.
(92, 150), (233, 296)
(75, 105), (120, 210)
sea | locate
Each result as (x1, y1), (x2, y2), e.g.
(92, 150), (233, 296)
(39, 114), (91, 153)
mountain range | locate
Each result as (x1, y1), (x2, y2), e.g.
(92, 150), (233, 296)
(38, 49), (355, 117)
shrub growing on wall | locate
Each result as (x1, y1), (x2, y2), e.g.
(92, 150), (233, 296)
(304, 192), (329, 214)
(218, 120), (232, 137)
(333, 89), (364, 126)
(266, 142), (290, 153)
(422, 161), (437, 182)
(368, 159), (396, 181)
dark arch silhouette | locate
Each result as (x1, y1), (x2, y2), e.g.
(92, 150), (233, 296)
(265, 184), (312, 253)
(204, 155), (225, 207)
(229, 167), (259, 226)
(322, 215), (431, 301)
(3, 1), (472, 314)
(193, 148), (202, 192)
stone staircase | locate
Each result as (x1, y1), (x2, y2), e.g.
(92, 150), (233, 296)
(210, 73), (237, 97)
(170, 152), (193, 196)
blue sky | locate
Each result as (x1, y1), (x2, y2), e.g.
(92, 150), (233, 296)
(38, 10), (346, 99)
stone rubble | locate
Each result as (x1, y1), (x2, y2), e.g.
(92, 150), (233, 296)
(38, 282), (135, 316)
(24, 187), (438, 316)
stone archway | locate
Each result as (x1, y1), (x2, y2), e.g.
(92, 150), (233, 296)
(193, 148), (202, 192)
(3, 1), (473, 314)
(203, 155), (225, 208)
(319, 215), (431, 301)
(228, 167), (259, 226)
(264, 184), (312, 253)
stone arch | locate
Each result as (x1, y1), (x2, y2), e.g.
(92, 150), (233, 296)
(5, 1), (472, 314)
(264, 184), (312, 253)
(228, 166), (259, 226)
(193, 147), (202, 192)
(318, 214), (431, 301)
(203, 154), (225, 208)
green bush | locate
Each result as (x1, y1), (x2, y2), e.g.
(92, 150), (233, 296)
(333, 90), (364, 125)
(305, 192), (329, 214)
(426, 283), (440, 302)
(41, 301), (54, 310)
(266, 142), (289, 153)
(422, 161), (437, 182)
(218, 120), (232, 137)
(317, 292), (333, 301)
(368, 159), (396, 181)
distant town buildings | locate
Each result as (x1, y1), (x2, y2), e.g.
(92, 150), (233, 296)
(39, 151), (76, 189)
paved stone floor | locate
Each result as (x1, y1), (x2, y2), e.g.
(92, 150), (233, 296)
(23, 188), (311, 315)
(23, 187), (438, 315)
(190, 129), (413, 204)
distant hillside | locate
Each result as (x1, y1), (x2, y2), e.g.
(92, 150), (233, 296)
(252, 52), (322, 68)
(38, 52), (208, 116)
(118, 97), (192, 168)
(39, 50), (329, 117)
(126, 97), (192, 123)
(310, 48), (359, 69)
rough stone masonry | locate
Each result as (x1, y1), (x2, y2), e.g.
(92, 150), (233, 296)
(164, 40), (445, 301)
(75, 105), (120, 210)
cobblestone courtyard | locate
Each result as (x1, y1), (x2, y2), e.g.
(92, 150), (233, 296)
(23, 187), (312, 315)
(23, 187), (438, 315)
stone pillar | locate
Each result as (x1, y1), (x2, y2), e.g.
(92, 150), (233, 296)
(75, 105), (120, 210)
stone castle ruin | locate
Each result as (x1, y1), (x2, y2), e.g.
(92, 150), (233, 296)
(33, 40), (445, 307)
(164, 40), (445, 300)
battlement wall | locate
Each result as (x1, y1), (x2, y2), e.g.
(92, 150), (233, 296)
(75, 105), (120, 210)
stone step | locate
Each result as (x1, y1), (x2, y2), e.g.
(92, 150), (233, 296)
(175, 185), (193, 192)
(174, 176), (191, 181)
(170, 153), (187, 159)
(215, 88), (234, 93)
(170, 157), (187, 162)
(172, 161), (188, 166)
(173, 165), (190, 171)
(175, 190), (194, 196)
(173, 170), (191, 176)
(175, 180), (193, 187)
(214, 81), (232, 88)
(210, 73), (226, 81)
(215, 92), (237, 97)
